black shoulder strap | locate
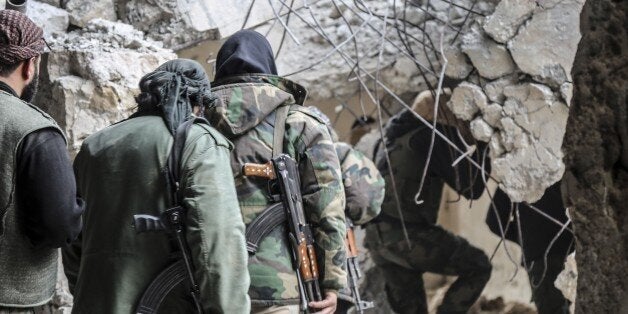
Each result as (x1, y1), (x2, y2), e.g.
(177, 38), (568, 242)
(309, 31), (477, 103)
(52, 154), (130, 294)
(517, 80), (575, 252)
(166, 117), (210, 206)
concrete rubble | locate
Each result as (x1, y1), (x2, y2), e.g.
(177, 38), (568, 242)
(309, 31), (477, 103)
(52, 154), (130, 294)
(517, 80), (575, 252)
(461, 26), (516, 80)
(555, 252), (577, 312)
(15, 0), (585, 310)
(34, 19), (176, 153)
(508, 0), (585, 87)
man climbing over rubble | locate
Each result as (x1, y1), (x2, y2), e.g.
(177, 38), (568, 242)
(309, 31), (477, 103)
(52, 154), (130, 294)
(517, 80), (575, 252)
(0, 10), (84, 313)
(486, 181), (574, 314)
(364, 90), (492, 314)
(63, 59), (250, 313)
(206, 30), (347, 314)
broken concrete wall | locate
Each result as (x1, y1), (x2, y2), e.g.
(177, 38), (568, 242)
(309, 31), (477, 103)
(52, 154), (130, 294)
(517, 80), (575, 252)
(561, 0), (628, 312)
(34, 19), (176, 153)
(258, 0), (584, 203)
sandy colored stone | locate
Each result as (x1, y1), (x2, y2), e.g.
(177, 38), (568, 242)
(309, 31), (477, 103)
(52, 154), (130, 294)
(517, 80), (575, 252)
(462, 27), (516, 80)
(508, 0), (585, 86)
(483, 0), (536, 43)
(448, 82), (487, 121)
(470, 117), (494, 142)
(28, 0), (69, 38)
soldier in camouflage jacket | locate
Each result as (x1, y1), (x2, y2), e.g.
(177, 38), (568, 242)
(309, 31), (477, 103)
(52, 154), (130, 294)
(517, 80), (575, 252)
(206, 30), (347, 314)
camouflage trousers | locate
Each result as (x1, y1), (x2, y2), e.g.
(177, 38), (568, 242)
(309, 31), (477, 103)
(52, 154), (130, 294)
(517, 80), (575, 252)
(0, 303), (54, 314)
(250, 305), (300, 314)
(365, 220), (492, 314)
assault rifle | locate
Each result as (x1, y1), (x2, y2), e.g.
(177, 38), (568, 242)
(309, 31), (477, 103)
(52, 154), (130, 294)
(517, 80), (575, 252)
(132, 207), (202, 314)
(243, 154), (323, 312)
(131, 118), (207, 314)
(345, 218), (374, 313)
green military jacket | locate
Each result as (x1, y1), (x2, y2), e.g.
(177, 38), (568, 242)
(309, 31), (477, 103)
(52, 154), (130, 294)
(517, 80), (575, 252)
(63, 116), (250, 313)
(335, 142), (384, 225)
(207, 74), (347, 306)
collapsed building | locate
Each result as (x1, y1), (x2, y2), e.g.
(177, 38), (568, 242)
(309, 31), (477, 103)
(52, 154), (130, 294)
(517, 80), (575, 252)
(8, 0), (623, 312)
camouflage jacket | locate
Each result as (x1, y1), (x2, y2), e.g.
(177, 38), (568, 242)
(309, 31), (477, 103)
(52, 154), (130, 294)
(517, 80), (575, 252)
(207, 74), (347, 306)
(335, 142), (384, 225)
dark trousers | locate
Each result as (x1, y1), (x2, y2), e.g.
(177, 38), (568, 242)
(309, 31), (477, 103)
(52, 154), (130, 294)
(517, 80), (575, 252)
(366, 222), (492, 314)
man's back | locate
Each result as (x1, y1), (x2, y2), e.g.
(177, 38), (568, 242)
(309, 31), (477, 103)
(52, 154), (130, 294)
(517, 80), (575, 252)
(65, 115), (250, 313)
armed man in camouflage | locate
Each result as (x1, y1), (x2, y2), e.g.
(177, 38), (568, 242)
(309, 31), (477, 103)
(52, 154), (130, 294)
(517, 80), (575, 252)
(206, 30), (347, 314)
(308, 107), (385, 313)
(364, 90), (492, 314)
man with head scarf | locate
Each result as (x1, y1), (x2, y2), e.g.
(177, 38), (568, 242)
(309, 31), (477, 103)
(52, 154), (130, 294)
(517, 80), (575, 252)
(206, 30), (347, 314)
(364, 90), (492, 314)
(62, 59), (250, 313)
(0, 10), (84, 313)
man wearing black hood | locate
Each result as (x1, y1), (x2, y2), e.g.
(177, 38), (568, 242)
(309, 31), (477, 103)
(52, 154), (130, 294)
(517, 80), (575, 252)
(206, 30), (347, 314)
(63, 59), (251, 313)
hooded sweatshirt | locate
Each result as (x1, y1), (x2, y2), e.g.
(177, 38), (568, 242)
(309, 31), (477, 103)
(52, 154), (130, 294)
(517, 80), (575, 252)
(207, 30), (347, 306)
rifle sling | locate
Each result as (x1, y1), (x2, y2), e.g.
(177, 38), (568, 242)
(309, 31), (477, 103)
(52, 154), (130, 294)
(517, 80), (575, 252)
(272, 105), (290, 158)
(137, 117), (209, 314)
(243, 105), (291, 254)
(245, 202), (286, 255)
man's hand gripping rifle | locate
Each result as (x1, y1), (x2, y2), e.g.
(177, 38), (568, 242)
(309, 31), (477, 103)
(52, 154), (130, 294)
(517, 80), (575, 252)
(243, 154), (323, 312)
(345, 218), (374, 313)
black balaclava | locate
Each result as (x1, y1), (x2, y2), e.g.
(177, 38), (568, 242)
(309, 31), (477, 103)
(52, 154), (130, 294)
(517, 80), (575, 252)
(214, 30), (278, 81)
(135, 59), (215, 135)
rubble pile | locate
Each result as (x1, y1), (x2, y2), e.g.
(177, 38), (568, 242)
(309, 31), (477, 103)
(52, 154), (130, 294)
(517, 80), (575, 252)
(34, 18), (176, 153)
(15, 0), (585, 312)
(269, 0), (584, 203)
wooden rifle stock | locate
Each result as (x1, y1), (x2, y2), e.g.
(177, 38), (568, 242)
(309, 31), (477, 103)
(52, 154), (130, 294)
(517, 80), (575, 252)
(242, 161), (276, 179)
(243, 156), (323, 312)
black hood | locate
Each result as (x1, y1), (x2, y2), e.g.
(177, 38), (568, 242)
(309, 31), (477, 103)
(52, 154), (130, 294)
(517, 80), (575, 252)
(214, 30), (278, 82)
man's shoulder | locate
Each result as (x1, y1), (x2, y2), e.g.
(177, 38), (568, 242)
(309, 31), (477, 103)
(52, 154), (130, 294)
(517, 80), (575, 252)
(286, 105), (328, 126)
(189, 122), (233, 150)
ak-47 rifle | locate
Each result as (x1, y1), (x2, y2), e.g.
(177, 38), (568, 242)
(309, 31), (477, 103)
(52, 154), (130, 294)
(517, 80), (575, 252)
(345, 218), (374, 313)
(243, 154), (323, 312)
(132, 207), (202, 314)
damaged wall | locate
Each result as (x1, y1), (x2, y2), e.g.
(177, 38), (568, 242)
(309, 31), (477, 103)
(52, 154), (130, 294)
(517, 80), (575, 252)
(561, 0), (628, 312)
(260, 0), (584, 203)
(35, 19), (175, 153)
(15, 0), (587, 312)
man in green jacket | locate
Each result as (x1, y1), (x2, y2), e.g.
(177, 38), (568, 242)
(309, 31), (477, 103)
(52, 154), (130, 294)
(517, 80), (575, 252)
(63, 59), (250, 313)
(207, 30), (347, 314)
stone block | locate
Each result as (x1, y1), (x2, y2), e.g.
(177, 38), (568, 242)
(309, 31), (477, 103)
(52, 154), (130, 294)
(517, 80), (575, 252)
(462, 27), (517, 80)
(508, 0), (585, 87)
(483, 75), (517, 104)
(444, 44), (473, 79)
(34, 19), (176, 153)
(470, 117), (494, 142)
(448, 82), (487, 121)
(27, 0), (69, 39)
(483, 0), (536, 43)
(62, 0), (116, 28)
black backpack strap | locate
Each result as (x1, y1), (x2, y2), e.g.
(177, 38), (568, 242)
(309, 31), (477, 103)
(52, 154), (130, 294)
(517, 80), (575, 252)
(166, 117), (210, 205)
